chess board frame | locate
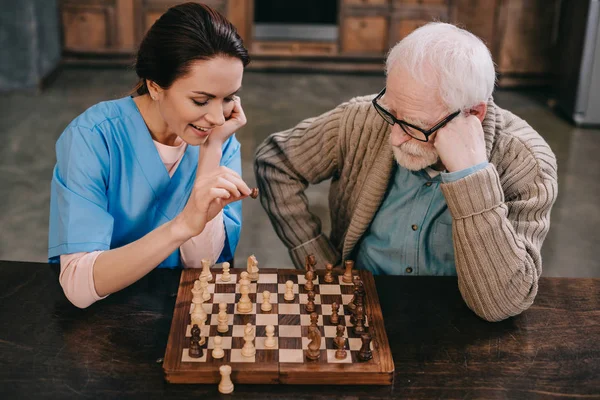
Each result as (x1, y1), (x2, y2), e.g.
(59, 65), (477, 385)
(163, 267), (394, 385)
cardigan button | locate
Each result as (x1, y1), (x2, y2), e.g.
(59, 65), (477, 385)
(425, 182), (433, 187)
(411, 224), (418, 231)
(406, 267), (413, 273)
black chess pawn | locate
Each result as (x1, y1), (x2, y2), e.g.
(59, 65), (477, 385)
(189, 324), (203, 358)
(350, 292), (363, 325)
(330, 302), (340, 325)
(305, 290), (316, 313)
(304, 270), (315, 292)
(353, 304), (366, 335)
(358, 333), (373, 362)
(309, 312), (319, 328)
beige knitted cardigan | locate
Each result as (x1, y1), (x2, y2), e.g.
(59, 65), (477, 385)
(254, 95), (558, 321)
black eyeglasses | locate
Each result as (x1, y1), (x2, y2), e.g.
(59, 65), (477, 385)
(372, 88), (461, 142)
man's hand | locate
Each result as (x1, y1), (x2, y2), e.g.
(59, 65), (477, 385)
(203, 95), (246, 148)
(433, 113), (487, 172)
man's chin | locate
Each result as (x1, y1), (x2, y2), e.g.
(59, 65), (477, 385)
(392, 147), (438, 171)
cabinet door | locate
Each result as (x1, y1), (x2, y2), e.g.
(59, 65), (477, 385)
(61, 3), (117, 51)
(342, 16), (388, 54)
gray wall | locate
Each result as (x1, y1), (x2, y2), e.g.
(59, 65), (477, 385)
(0, 0), (61, 92)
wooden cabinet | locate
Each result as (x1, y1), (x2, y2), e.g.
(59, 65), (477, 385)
(342, 16), (389, 54)
(61, 0), (118, 51)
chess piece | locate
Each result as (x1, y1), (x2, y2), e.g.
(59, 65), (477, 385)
(264, 324), (276, 348)
(212, 335), (225, 359)
(217, 302), (229, 333)
(191, 299), (207, 328)
(284, 280), (295, 301)
(323, 263), (334, 283)
(199, 275), (211, 302)
(247, 254), (259, 282)
(305, 254), (316, 272)
(309, 312), (319, 327)
(342, 260), (354, 283)
(347, 285), (359, 314)
(220, 262), (231, 282)
(330, 302), (340, 324)
(358, 333), (373, 362)
(261, 290), (272, 312)
(304, 270), (315, 292)
(306, 325), (321, 361)
(241, 323), (256, 357)
(353, 304), (366, 335)
(236, 284), (252, 314)
(218, 365), (234, 394)
(305, 290), (316, 313)
(238, 271), (251, 287)
(200, 258), (213, 282)
(334, 325), (347, 360)
(191, 280), (203, 303)
(249, 187), (259, 199)
(189, 324), (203, 358)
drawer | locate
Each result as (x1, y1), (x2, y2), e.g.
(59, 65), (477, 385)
(61, 4), (117, 51)
(343, 0), (389, 6)
(251, 41), (338, 56)
(392, 0), (449, 5)
(342, 16), (388, 54)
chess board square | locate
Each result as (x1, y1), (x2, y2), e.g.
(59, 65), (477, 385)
(323, 325), (347, 338)
(278, 303), (300, 315)
(278, 314), (300, 326)
(207, 336), (233, 350)
(348, 337), (374, 351)
(186, 324), (210, 337)
(326, 349), (352, 363)
(300, 304), (322, 315)
(278, 349), (304, 363)
(319, 294), (343, 306)
(278, 337), (302, 349)
(321, 303), (345, 317)
(233, 314), (256, 326)
(302, 337), (326, 350)
(182, 348), (207, 362)
(277, 283), (298, 294)
(230, 349), (255, 363)
(189, 302), (212, 314)
(318, 285), (342, 295)
(278, 325), (301, 337)
(341, 294), (354, 304)
(257, 273), (278, 283)
(300, 325), (325, 337)
(212, 293), (236, 304)
(299, 293), (321, 304)
(255, 336), (278, 350)
(300, 314), (323, 326)
(232, 325), (249, 337)
(209, 325), (233, 337)
(256, 290), (278, 304)
(277, 274), (298, 284)
(236, 283), (257, 293)
(297, 275), (319, 285)
(256, 313), (279, 327)
(209, 313), (234, 326)
(233, 303), (257, 314)
(214, 273), (237, 284)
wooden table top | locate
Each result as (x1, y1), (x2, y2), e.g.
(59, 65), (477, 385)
(0, 260), (598, 399)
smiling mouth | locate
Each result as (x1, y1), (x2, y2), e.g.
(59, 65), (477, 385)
(190, 123), (211, 132)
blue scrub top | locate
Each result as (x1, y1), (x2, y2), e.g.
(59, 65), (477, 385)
(48, 96), (242, 268)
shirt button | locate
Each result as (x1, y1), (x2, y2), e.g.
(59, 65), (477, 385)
(406, 267), (413, 273)
(425, 182), (433, 187)
(411, 224), (418, 231)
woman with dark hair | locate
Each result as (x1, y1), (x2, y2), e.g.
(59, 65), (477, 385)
(48, 3), (251, 308)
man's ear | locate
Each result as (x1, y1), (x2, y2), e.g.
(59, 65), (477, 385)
(469, 103), (487, 123)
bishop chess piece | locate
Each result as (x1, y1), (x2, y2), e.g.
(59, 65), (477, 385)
(261, 290), (272, 312)
(304, 270), (315, 292)
(212, 335), (225, 359)
(305, 290), (316, 313)
(189, 324), (203, 358)
(342, 260), (354, 283)
(306, 325), (322, 361)
(330, 302), (340, 325)
(220, 261), (231, 282)
(241, 323), (256, 357)
(217, 302), (229, 333)
(218, 365), (234, 394)
(284, 280), (295, 301)
(323, 262), (334, 283)
(358, 333), (373, 362)
(264, 324), (276, 348)
(334, 324), (347, 360)
(200, 258), (213, 282)
(247, 254), (259, 282)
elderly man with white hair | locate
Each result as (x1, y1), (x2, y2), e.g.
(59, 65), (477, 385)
(254, 23), (558, 322)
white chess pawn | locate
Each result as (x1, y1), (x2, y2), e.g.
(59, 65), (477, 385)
(236, 284), (252, 314)
(191, 280), (203, 303)
(199, 275), (211, 302)
(284, 280), (295, 301)
(218, 365), (234, 394)
(264, 324), (276, 348)
(212, 335), (225, 359)
(200, 258), (213, 282)
(220, 262), (231, 282)
(217, 302), (229, 333)
(261, 290), (272, 312)
(238, 271), (251, 287)
(241, 323), (256, 357)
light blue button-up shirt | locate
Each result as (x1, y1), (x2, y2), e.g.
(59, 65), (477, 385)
(356, 162), (488, 276)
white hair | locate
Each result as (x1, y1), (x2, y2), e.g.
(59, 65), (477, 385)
(386, 22), (496, 111)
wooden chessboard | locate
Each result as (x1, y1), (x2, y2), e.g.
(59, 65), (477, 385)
(163, 267), (394, 385)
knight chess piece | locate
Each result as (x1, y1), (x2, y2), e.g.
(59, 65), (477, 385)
(306, 325), (322, 361)
(247, 254), (259, 282)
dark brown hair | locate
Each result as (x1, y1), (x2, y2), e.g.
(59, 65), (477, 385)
(134, 2), (250, 95)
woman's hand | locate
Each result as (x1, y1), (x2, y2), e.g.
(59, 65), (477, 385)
(203, 95), (246, 148)
(175, 165), (251, 239)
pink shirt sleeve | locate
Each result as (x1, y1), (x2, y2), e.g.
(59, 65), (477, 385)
(59, 251), (107, 308)
(180, 210), (226, 268)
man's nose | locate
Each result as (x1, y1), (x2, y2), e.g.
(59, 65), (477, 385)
(390, 124), (412, 147)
